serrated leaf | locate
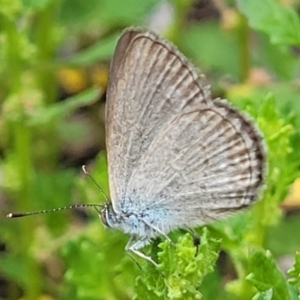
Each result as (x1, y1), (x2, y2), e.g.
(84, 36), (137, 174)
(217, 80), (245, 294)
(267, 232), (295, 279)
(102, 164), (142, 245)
(134, 229), (221, 300)
(246, 249), (289, 300)
(288, 252), (300, 287)
(252, 288), (273, 300)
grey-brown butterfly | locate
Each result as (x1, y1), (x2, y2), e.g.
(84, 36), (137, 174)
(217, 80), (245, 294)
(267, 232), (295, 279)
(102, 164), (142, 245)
(8, 28), (266, 266)
(103, 27), (265, 265)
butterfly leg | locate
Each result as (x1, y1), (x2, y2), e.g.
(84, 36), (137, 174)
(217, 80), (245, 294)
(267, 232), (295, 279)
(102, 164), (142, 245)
(125, 236), (158, 267)
(141, 219), (175, 247)
(126, 251), (142, 270)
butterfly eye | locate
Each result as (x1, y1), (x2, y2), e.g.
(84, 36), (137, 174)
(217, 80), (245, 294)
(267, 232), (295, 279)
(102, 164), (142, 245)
(100, 207), (110, 228)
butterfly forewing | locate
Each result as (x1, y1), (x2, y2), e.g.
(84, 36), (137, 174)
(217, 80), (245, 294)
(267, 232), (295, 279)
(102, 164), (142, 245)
(106, 28), (211, 211)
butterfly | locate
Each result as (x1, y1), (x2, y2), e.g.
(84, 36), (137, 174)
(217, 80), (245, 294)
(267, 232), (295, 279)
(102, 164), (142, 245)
(102, 28), (266, 265)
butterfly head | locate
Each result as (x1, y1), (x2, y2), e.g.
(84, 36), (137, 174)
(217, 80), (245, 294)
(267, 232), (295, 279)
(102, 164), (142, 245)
(99, 201), (118, 229)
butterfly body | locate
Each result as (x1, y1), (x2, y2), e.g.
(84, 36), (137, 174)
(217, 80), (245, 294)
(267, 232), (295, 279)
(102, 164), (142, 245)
(102, 201), (169, 238)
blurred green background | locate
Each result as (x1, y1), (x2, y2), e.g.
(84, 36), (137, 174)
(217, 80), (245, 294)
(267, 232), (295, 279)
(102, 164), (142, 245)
(1, 0), (300, 299)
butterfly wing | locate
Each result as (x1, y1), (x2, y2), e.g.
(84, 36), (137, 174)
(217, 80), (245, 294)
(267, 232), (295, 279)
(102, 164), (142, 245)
(106, 28), (211, 212)
(126, 99), (265, 229)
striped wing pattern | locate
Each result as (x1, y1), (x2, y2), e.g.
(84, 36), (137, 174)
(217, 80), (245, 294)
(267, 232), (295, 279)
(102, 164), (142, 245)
(106, 28), (265, 228)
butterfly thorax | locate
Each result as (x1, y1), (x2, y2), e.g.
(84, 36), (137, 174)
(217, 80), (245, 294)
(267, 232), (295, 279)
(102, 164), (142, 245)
(100, 201), (170, 239)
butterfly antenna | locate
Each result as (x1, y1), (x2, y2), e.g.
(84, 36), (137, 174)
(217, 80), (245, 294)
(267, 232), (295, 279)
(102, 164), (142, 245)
(6, 204), (103, 218)
(82, 165), (109, 202)
(6, 166), (107, 219)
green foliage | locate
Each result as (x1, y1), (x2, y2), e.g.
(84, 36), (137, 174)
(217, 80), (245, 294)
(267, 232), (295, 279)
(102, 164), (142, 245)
(240, 95), (298, 235)
(288, 252), (300, 294)
(60, 232), (136, 299)
(237, 0), (300, 45)
(29, 88), (101, 126)
(179, 22), (240, 79)
(59, 0), (160, 28)
(246, 250), (290, 300)
(65, 33), (121, 66)
(1, 0), (300, 299)
(135, 229), (220, 300)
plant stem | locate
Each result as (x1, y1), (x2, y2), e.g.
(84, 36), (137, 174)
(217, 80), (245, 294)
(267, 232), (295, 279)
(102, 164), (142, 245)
(237, 13), (250, 82)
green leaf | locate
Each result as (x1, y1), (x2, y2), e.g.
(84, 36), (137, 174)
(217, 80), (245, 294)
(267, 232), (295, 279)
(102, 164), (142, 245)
(230, 95), (298, 244)
(254, 34), (297, 79)
(237, 0), (300, 45)
(246, 249), (290, 300)
(252, 288), (273, 300)
(59, 0), (105, 27)
(179, 22), (240, 79)
(29, 87), (101, 125)
(288, 252), (300, 288)
(266, 215), (300, 257)
(96, 0), (160, 26)
(61, 228), (136, 299)
(65, 32), (120, 66)
(60, 0), (160, 27)
(134, 229), (221, 300)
